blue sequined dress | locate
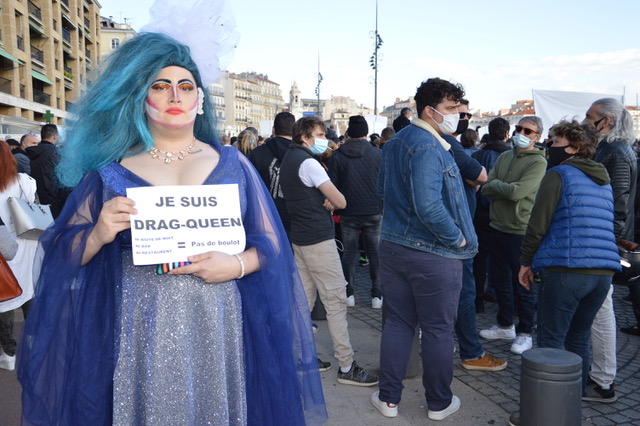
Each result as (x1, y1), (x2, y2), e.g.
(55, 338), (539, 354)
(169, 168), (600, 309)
(106, 155), (248, 424)
(19, 143), (327, 426)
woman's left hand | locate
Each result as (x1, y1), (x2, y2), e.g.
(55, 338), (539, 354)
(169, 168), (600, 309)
(169, 248), (257, 283)
(518, 265), (534, 290)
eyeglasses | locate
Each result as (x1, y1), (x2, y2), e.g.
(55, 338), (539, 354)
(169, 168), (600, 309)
(515, 125), (538, 136)
(459, 112), (472, 120)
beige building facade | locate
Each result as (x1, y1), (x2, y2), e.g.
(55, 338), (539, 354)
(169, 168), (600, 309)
(220, 71), (284, 136)
(0, 0), (101, 134)
(98, 15), (135, 60)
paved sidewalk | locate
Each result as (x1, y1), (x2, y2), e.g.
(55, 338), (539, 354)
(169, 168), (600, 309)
(2, 265), (639, 425)
(334, 263), (640, 425)
(315, 310), (510, 425)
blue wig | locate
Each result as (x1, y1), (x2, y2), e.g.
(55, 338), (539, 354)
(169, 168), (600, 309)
(57, 32), (217, 188)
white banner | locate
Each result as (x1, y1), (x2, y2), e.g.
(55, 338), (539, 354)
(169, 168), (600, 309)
(365, 114), (389, 135)
(259, 120), (273, 137)
(126, 184), (245, 265)
(532, 89), (623, 136)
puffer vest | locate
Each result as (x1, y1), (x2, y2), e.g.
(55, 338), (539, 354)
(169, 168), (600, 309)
(532, 165), (621, 272)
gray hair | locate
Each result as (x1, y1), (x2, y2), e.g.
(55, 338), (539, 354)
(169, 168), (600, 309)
(519, 116), (544, 136)
(592, 98), (635, 144)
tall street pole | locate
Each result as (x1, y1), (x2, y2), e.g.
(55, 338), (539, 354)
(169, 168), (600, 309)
(369, 0), (383, 115)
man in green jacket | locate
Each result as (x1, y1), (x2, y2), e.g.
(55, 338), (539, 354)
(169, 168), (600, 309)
(479, 116), (547, 355)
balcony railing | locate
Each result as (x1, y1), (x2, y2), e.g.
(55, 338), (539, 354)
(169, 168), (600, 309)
(0, 77), (11, 95)
(84, 17), (90, 29)
(28, 1), (42, 21)
(61, 0), (69, 7)
(31, 46), (44, 63)
(33, 89), (51, 106)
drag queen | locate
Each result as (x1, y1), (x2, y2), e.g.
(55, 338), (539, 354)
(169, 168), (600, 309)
(18, 31), (326, 425)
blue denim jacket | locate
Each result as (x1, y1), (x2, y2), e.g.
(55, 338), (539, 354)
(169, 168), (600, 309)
(377, 119), (478, 259)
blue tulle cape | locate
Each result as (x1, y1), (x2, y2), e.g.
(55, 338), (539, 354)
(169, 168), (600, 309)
(18, 141), (327, 425)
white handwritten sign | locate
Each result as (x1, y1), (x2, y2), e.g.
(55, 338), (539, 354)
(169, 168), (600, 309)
(126, 184), (245, 265)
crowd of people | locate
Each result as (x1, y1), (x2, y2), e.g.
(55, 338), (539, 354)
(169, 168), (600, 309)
(0, 30), (639, 425)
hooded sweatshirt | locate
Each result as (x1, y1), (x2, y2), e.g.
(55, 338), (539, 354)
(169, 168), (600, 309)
(481, 147), (547, 235)
(249, 136), (292, 231)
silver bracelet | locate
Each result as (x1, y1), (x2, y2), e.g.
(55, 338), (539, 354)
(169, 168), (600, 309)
(233, 253), (245, 279)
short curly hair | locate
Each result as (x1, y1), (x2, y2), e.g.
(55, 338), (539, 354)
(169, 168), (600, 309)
(550, 120), (598, 159)
(415, 78), (465, 119)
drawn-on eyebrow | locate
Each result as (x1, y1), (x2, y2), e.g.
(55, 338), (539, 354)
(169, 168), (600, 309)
(151, 78), (172, 85)
(178, 79), (195, 85)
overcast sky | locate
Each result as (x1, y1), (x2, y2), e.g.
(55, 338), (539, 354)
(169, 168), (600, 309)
(100, 0), (640, 113)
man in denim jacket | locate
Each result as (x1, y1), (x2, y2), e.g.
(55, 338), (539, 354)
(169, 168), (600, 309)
(371, 78), (478, 421)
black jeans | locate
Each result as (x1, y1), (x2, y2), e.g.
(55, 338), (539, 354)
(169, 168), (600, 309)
(489, 228), (535, 334)
(340, 215), (382, 298)
(0, 301), (30, 356)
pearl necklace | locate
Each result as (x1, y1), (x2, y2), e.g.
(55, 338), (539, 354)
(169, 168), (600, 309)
(148, 138), (197, 164)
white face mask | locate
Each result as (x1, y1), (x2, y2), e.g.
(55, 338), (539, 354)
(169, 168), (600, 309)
(430, 107), (460, 135)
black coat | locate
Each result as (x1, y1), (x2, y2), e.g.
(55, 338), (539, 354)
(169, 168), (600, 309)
(328, 138), (382, 216)
(392, 115), (411, 132)
(594, 138), (637, 241)
(26, 141), (69, 218)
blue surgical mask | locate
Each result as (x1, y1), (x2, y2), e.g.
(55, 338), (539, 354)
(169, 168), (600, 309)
(513, 133), (531, 148)
(309, 138), (329, 155)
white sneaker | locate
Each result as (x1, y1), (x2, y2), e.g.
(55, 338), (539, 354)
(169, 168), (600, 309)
(346, 295), (355, 307)
(427, 395), (460, 420)
(510, 334), (533, 355)
(479, 324), (516, 341)
(0, 352), (16, 371)
(372, 297), (382, 309)
(371, 391), (397, 418)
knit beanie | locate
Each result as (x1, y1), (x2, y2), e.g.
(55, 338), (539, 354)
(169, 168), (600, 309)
(346, 115), (368, 138)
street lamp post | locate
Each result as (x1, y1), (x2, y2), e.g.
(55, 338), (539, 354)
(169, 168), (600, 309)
(369, 0), (383, 115)
(315, 52), (323, 118)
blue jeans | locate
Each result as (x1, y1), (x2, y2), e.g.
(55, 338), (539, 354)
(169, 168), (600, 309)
(340, 215), (382, 298)
(489, 228), (535, 334)
(455, 258), (484, 360)
(378, 240), (461, 411)
(537, 270), (611, 389)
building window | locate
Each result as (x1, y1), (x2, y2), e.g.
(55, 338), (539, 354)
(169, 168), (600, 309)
(111, 38), (120, 50)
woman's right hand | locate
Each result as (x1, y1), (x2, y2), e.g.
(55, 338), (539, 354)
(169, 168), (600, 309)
(82, 197), (136, 265)
(92, 197), (137, 245)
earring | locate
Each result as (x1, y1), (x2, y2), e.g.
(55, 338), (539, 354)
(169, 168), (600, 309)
(197, 88), (205, 115)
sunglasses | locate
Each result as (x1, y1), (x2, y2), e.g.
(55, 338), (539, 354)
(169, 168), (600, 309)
(459, 112), (472, 120)
(515, 125), (538, 136)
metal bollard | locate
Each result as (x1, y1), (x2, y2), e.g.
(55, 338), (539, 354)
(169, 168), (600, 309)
(519, 348), (582, 426)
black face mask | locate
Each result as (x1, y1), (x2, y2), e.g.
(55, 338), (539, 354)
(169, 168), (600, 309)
(547, 146), (573, 167)
(455, 119), (469, 135)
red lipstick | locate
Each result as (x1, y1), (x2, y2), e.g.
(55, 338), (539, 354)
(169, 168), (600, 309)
(166, 107), (184, 115)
